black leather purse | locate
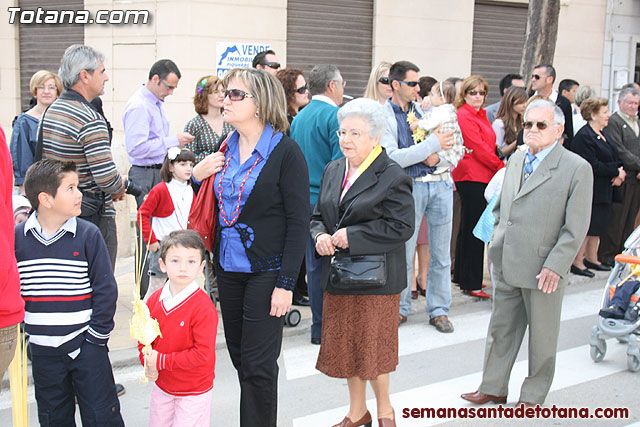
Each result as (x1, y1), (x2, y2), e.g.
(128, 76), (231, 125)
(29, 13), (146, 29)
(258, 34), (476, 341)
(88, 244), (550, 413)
(328, 197), (387, 290)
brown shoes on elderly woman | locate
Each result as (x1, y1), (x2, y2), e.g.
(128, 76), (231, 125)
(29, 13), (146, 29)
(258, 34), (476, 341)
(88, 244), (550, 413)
(332, 410), (372, 427)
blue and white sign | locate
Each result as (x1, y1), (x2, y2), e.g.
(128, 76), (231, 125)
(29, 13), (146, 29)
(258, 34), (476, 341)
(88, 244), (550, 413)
(216, 42), (271, 77)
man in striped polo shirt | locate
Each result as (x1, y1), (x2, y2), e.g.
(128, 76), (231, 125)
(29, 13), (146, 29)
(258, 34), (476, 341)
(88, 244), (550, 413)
(39, 44), (125, 270)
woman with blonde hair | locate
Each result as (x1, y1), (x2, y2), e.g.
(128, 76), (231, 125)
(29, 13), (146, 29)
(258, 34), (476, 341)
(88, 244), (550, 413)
(184, 75), (234, 163)
(364, 61), (393, 105)
(192, 68), (309, 427)
(452, 75), (504, 299)
(10, 70), (63, 193)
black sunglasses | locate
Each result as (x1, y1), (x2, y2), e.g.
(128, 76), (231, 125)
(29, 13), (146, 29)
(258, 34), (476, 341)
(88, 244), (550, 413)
(262, 61), (281, 70)
(532, 74), (542, 80)
(224, 89), (254, 101)
(295, 84), (308, 94)
(523, 120), (550, 130)
(378, 77), (390, 85)
(397, 80), (419, 87)
(467, 90), (487, 96)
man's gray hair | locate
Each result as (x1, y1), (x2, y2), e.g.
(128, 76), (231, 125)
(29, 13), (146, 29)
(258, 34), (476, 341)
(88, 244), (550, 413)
(58, 44), (105, 90)
(308, 64), (341, 96)
(574, 85), (596, 107)
(524, 99), (565, 126)
(337, 98), (387, 139)
(619, 84), (640, 102)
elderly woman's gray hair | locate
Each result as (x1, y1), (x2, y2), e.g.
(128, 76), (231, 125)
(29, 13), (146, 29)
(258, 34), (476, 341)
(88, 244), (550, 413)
(574, 85), (597, 108)
(58, 44), (105, 90)
(524, 99), (565, 126)
(337, 98), (387, 140)
(309, 64), (341, 96)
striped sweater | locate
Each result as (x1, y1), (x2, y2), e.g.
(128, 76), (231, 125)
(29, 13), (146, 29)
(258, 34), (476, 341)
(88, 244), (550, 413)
(15, 217), (118, 356)
(40, 89), (124, 217)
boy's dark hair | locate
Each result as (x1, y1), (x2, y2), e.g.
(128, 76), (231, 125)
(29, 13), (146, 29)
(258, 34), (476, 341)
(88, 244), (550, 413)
(148, 59), (181, 81)
(498, 73), (524, 96)
(418, 76), (437, 99)
(159, 230), (206, 262)
(558, 78), (579, 95)
(252, 50), (276, 68)
(160, 149), (196, 182)
(389, 61), (420, 87)
(24, 159), (77, 211)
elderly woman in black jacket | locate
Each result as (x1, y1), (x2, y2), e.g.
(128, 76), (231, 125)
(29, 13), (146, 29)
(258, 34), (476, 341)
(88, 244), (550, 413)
(311, 98), (414, 427)
(571, 97), (625, 277)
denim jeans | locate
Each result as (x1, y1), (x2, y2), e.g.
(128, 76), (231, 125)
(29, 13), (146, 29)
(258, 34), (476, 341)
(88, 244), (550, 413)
(399, 179), (453, 318)
(306, 204), (324, 340)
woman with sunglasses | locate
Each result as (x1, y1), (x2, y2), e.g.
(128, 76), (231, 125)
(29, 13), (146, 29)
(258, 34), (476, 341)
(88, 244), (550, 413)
(276, 68), (310, 124)
(452, 75), (504, 299)
(184, 75), (234, 164)
(10, 70), (63, 194)
(492, 86), (528, 159)
(570, 97), (625, 277)
(364, 61), (393, 105)
(192, 68), (309, 427)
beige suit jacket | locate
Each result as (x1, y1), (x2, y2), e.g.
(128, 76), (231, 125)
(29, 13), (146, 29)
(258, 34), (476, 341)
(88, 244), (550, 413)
(488, 143), (593, 289)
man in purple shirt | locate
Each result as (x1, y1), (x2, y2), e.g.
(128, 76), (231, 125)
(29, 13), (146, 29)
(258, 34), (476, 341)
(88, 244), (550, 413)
(123, 59), (193, 296)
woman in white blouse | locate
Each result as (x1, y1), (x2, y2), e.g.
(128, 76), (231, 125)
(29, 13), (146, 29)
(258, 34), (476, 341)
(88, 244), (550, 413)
(492, 86), (527, 159)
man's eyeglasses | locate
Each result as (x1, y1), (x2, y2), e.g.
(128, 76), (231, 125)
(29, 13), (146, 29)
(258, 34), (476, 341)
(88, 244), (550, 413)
(467, 90), (487, 96)
(378, 77), (390, 85)
(159, 79), (176, 91)
(531, 74), (542, 80)
(333, 79), (347, 88)
(295, 85), (308, 94)
(262, 61), (281, 70)
(224, 89), (254, 102)
(523, 120), (550, 130)
(397, 80), (419, 88)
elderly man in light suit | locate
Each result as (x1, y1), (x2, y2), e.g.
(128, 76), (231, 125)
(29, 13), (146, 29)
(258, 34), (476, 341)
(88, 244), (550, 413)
(461, 100), (593, 406)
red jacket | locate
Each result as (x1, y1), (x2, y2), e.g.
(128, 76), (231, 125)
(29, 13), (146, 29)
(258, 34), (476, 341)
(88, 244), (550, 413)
(0, 125), (25, 328)
(138, 287), (218, 396)
(137, 182), (196, 245)
(452, 103), (504, 184)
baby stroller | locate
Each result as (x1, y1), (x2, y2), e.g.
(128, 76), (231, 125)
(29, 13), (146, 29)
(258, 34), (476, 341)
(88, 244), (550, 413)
(589, 226), (640, 372)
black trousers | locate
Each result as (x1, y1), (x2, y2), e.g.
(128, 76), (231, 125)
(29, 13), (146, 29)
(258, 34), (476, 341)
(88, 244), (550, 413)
(599, 177), (640, 263)
(31, 341), (124, 427)
(216, 268), (284, 427)
(453, 181), (487, 291)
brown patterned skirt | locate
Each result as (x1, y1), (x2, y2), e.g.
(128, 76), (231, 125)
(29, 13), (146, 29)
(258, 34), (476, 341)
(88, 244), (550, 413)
(316, 291), (400, 380)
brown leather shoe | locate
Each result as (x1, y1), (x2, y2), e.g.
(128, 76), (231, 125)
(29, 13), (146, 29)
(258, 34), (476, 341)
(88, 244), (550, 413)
(399, 314), (407, 325)
(515, 401), (537, 408)
(461, 390), (507, 404)
(429, 315), (454, 333)
(332, 410), (372, 427)
(378, 408), (395, 426)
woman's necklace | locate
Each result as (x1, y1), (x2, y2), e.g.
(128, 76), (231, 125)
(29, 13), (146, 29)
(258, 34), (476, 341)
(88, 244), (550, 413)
(216, 153), (262, 227)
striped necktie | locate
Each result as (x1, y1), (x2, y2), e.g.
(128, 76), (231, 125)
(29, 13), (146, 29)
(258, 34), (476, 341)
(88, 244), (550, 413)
(523, 152), (535, 182)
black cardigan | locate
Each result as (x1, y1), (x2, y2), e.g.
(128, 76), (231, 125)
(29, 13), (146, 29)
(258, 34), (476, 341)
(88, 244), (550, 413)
(214, 135), (310, 290)
(572, 124), (622, 205)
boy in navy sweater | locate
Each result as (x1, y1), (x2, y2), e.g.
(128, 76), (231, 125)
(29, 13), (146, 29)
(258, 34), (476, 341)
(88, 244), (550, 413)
(15, 159), (124, 426)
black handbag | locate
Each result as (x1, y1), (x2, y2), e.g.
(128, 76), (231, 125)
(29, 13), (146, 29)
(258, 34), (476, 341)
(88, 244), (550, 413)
(80, 190), (106, 218)
(330, 252), (387, 290)
(327, 196), (387, 290)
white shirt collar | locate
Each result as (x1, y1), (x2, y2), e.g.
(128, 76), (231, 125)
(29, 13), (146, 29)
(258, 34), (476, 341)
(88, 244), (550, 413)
(535, 88), (558, 103)
(24, 212), (77, 238)
(159, 280), (199, 311)
(312, 94), (337, 107)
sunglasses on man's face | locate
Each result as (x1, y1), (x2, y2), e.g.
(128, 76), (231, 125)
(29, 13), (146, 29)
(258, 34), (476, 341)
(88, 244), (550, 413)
(467, 90), (487, 96)
(295, 84), (308, 94)
(224, 89), (254, 101)
(397, 80), (419, 87)
(531, 74), (543, 80)
(262, 61), (281, 70)
(378, 77), (390, 85)
(523, 120), (550, 130)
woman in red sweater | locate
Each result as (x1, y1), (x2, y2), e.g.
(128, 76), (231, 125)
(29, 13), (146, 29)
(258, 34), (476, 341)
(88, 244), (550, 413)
(452, 76), (504, 298)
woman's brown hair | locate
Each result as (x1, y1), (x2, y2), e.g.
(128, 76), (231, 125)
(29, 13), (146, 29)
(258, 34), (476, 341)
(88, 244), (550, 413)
(275, 68), (305, 118)
(496, 86), (528, 144)
(454, 75), (489, 109)
(193, 75), (224, 115)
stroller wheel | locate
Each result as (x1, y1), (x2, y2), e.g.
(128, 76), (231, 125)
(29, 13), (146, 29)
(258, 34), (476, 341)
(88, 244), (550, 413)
(590, 340), (607, 362)
(628, 354), (640, 372)
(285, 309), (301, 327)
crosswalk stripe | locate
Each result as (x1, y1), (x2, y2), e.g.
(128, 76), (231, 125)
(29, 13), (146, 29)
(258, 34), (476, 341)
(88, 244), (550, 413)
(292, 339), (630, 426)
(283, 288), (605, 381)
